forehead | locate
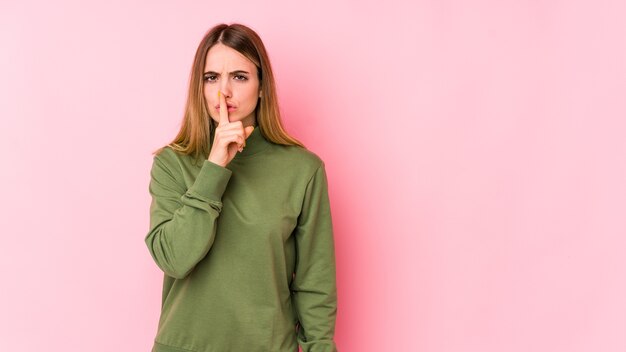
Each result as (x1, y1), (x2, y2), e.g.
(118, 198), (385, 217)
(204, 43), (256, 71)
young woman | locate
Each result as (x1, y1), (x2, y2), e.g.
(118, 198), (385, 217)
(145, 23), (338, 352)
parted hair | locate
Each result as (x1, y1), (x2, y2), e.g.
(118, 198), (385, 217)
(153, 23), (304, 161)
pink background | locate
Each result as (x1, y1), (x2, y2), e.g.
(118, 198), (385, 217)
(1, 0), (625, 351)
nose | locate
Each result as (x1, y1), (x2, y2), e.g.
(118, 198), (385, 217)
(219, 79), (232, 99)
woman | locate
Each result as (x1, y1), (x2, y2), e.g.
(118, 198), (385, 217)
(145, 23), (338, 352)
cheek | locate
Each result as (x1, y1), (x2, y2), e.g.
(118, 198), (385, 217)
(205, 88), (218, 102)
(204, 88), (215, 103)
(204, 92), (218, 117)
(241, 86), (259, 106)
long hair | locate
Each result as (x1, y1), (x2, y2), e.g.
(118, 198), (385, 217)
(152, 23), (305, 161)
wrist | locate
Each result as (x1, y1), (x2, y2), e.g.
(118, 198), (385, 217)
(207, 156), (227, 168)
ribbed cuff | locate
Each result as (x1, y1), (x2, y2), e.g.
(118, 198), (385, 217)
(185, 160), (232, 202)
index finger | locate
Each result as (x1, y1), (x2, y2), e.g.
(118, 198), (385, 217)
(218, 90), (229, 125)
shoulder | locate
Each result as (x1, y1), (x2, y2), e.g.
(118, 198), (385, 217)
(275, 143), (325, 168)
(154, 145), (180, 163)
(151, 146), (188, 178)
(270, 143), (326, 182)
(154, 145), (178, 166)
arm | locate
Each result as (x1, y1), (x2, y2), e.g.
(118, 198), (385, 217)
(291, 162), (339, 352)
(145, 150), (232, 279)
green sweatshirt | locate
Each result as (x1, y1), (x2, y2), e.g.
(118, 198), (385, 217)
(145, 126), (338, 352)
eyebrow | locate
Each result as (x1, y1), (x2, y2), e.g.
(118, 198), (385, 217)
(203, 70), (250, 75)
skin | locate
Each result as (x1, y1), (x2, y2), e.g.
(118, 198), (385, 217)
(204, 43), (260, 167)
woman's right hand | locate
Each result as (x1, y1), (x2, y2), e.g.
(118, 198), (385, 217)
(208, 90), (255, 167)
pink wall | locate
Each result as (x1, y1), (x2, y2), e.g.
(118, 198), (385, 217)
(1, 0), (625, 351)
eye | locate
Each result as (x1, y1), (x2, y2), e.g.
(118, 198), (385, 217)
(203, 75), (217, 82)
(234, 75), (248, 81)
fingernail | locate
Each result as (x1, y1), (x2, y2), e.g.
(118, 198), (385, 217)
(218, 90), (221, 99)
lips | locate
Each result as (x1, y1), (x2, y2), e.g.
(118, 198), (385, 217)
(215, 103), (236, 109)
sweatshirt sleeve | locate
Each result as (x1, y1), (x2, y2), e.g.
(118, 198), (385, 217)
(291, 162), (339, 352)
(145, 150), (232, 279)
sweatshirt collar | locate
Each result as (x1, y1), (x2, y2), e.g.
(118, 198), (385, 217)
(233, 125), (271, 158)
(208, 123), (271, 158)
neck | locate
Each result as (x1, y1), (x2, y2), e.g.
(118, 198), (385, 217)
(240, 111), (257, 128)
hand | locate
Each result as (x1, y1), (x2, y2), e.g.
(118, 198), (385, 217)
(207, 90), (255, 167)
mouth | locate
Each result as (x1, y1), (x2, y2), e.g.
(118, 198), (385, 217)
(215, 104), (236, 112)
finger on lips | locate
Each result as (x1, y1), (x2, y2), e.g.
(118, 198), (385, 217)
(218, 90), (244, 152)
(218, 90), (230, 125)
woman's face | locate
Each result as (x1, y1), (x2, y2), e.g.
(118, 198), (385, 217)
(203, 43), (261, 127)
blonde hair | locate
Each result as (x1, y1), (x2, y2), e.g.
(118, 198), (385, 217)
(152, 23), (305, 162)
